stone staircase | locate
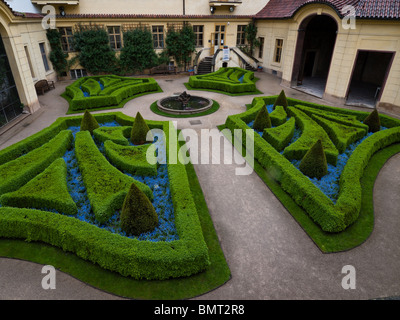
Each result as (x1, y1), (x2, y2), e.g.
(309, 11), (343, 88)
(196, 56), (213, 75)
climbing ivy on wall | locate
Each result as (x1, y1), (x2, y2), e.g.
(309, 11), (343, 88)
(73, 24), (117, 75)
(119, 28), (158, 73)
(166, 24), (196, 71)
(46, 29), (69, 77)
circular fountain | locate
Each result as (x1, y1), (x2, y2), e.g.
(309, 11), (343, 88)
(157, 91), (213, 115)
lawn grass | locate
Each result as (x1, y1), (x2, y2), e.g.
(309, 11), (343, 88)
(218, 123), (400, 253)
(150, 100), (220, 118)
(0, 159), (230, 300)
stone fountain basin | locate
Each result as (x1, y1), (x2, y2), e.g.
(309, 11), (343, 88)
(157, 94), (213, 115)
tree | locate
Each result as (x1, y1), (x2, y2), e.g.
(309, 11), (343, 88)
(131, 112), (152, 145)
(120, 182), (158, 237)
(166, 24), (196, 71)
(245, 22), (260, 57)
(253, 106), (271, 132)
(363, 109), (381, 133)
(73, 24), (117, 75)
(299, 139), (328, 179)
(80, 110), (99, 134)
(119, 28), (158, 73)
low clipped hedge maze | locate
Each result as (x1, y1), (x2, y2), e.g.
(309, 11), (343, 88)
(63, 75), (162, 113)
(224, 95), (400, 242)
(0, 112), (213, 282)
(186, 67), (261, 95)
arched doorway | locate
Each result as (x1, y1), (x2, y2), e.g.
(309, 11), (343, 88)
(291, 14), (338, 98)
(0, 35), (22, 128)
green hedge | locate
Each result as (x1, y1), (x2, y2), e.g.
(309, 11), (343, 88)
(263, 117), (295, 152)
(0, 130), (73, 196)
(225, 96), (400, 232)
(188, 67), (257, 94)
(283, 107), (339, 166)
(309, 113), (367, 154)
(93, 126), (131, 146)
(0, 158), (77, 216)
(104, 140), (158, 176)
(0, 112), (210, 280)
(75, 131), (153, 224)
(64, 75), (160, 111)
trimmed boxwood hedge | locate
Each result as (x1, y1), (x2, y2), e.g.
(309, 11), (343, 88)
(263, 117), (295, 152)
(104, 140), (158, 177)
(64, 75), (161, 112)
(0, 158), (78, 216)
(0, 112), (210, 280)
(0, 130), (73, 195)
(188, 67), (257, 94)
(284, 107), (339, 166)
(225, 96), (400, 233)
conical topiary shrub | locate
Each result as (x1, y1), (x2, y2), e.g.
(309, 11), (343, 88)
(131, 112), (152, 145)
(363, 109), (381, 133)
(299, 139), (328, 180)
(253, 106), (272, 132)
(273, 90), (288, 111)
(120, 182), (158, 237)
(80, 110), (99, 134)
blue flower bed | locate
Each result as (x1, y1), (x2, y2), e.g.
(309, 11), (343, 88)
(60, 121), (178, 242)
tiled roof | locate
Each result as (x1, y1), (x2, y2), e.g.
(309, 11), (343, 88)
(255, 0), (400, 19)
(356, 0), (400, 18)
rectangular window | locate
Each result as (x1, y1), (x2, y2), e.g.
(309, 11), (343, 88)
(39, 43), (50, 72)
(193, 25), (204, 47)
(152, 26), (164, 49)
(108, 26), (122, 50)
(59, 27), (74, 52)
(274, 39), (283, 63)
(258, 37), (264, 59)
(70, 69), (87, 80)
(236, 25), (246, 46)
(24, 46), (35, 78)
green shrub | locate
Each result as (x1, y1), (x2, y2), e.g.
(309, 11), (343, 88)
(0, 113), (210, 280)
(188, 67), (257, 94)
(74, 130), (153, 223)
(263, 117), (295, 152)
(131, 112), (152, 145)
(270, 105), (287, 127)
(224, 97), (400, 232)
(0, 130), (73, 196)
(253, 106), (271, 131)
(120, 183), (159, 236)
(283, 107), (338, 166)
(363, 109), (381, 133)
(104, 140), (157, 176)
(299, 139), (328, 179)
(81, 78), (102, 96)
(273, 90), (288, 110)
(310, 113), (367, 154)
(64, 76), (161, 112)
(80, 110), (100, 134)
(0, 158), (77, 215)
(93, 126), (131, 146)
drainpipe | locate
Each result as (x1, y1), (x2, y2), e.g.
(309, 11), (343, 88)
(183, 0), (185, 15)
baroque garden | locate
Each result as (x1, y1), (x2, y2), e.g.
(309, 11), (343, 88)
(0, 0), (400, 300)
